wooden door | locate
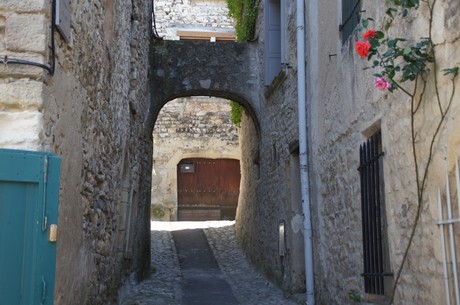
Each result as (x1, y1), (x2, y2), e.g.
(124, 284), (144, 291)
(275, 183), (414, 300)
(0, 149), (60, 305)
(177, 158), (240, 221)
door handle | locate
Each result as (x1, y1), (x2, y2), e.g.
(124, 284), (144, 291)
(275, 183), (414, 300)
(49, 224), (58, 242)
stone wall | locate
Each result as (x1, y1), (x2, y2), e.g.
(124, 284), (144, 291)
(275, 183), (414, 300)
(0, 1), (153, 304)
(235, 0), (460, 304)
(152, 97), (240, 220)
(235, 0), (306, 293)
(306, 1), (460, 304)
(151, 0), (240, 221)
(154, 0), (234, 40)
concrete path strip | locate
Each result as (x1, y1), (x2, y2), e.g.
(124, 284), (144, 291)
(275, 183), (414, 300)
(172, 229), (239, 305)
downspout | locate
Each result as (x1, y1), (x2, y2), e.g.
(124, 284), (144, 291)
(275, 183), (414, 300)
(296, 0), (315, 304)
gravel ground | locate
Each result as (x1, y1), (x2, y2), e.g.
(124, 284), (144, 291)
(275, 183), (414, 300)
(119, 221), (305, 305)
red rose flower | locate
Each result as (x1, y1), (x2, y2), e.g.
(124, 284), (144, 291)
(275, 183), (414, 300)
(355, 40), (371, 58)
(363, 30), (378, 39)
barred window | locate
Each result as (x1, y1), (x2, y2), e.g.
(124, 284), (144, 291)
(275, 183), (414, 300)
(358, 131), (393, 296)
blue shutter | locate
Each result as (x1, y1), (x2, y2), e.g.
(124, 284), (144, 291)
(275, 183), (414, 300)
(265, 0), (281, 85)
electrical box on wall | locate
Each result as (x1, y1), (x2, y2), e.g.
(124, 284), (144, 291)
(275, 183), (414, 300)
(55, 0), (71, 42)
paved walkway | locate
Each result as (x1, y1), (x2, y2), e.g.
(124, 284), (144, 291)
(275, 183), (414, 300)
(119, 221), (305, 305)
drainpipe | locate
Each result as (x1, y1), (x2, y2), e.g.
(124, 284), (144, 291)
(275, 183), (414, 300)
(296, 0), (314, 304)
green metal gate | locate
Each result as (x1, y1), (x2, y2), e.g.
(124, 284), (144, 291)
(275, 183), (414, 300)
(0, 149), (60, 305)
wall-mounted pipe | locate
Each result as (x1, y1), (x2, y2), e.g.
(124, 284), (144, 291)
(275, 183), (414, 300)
(296, 0), (314, 303)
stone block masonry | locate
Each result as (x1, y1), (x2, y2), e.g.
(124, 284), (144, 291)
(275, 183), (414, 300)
(154, 0), (234, 40)
(151, 0), (241, 221)
(0, 1), (154, 305)
(152, 97), (240, 220)
(6, 14), (47, 53)
(235, 0), (460, 304)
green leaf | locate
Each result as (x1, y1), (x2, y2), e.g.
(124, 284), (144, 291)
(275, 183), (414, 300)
(369, 39), (380, 48)
(388, 39), (398, 48)
(373, 73), (383, 78)
(229, 101), (244, 127)
(386, 8), (397, 18)
(443, 67), (459, 76)
(382, 49), (395, 58)
(403, 47), (412, 55)
(362, 19), (369, 28)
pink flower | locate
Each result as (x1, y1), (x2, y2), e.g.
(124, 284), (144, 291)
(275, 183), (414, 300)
(355, 40), (371, 58)
(363, 30), (378, 39)
(374, 77), (392, 91)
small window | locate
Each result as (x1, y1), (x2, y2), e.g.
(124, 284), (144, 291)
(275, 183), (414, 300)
(358, 131), (393, 296)
(340, 0), (361, 43)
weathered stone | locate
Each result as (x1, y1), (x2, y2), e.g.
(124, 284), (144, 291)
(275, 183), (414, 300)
(0, 0), (47, 12)
(0, 111), (42, 150)
(6, 14), (47, 53)
(154, 0), (234, 41)
(152, 97), (240, 220)
(150, 40), (260, 131)
(0, 79), (43, 109)
(235, 0), (460, 304)
(0, 1), (153, 305)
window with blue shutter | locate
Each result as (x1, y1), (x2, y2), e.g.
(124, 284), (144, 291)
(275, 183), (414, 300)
(264, 0), (281, 85)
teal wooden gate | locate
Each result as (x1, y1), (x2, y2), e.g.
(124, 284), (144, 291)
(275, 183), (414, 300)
(0, 149), (60, 305)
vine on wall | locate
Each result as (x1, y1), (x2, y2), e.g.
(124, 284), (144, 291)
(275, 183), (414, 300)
(226, 0), (258, 42)
(356, 0), (458, 302)
(230, 101), (244, 127)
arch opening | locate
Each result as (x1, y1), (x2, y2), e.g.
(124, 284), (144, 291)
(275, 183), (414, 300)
(150, 96), (258, 223)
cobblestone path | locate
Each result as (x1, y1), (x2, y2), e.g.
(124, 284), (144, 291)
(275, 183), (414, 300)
(119, 221), (305, 305)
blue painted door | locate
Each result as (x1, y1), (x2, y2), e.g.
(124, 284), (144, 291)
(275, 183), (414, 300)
(0, 149), (60, 305)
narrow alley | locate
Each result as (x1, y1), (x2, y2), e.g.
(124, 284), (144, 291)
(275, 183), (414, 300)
(119, 221), (305, 305)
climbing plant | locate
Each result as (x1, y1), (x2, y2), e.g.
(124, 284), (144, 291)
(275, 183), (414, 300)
(226, 0), (257, 123)
(229, 101), (244, 127)
(226, 0), (259, 42)
(355, 0), (458, 302)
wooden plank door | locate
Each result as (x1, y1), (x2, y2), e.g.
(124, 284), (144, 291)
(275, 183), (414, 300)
(0, 149), (60, 305)
(177, 158), (240, 221)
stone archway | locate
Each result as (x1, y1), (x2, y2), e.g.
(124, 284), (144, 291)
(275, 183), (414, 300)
(147, 40), (261, 134)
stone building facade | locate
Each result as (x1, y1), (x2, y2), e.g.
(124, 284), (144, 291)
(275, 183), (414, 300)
(151, 0), (240, 221)
(0, 1), (153, 304)
(151, 97), (239, 220)
(235, 0), (460, 304)
(1, 0), (458, 304)
(153, 0), (234, 40)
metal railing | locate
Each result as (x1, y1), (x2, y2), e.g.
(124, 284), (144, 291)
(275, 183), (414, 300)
(437, 158), (460, 305)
